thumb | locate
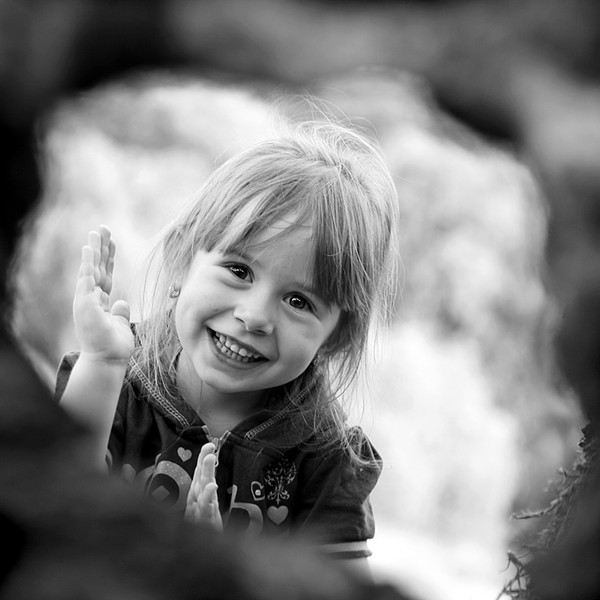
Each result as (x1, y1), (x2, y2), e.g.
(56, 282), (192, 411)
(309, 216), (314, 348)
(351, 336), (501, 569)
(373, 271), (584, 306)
(110, 299), (131, 323)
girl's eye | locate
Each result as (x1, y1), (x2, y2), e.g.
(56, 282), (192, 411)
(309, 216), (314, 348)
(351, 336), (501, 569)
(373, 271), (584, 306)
(287, 294), (311, 311)
(228, 264), (251, 281)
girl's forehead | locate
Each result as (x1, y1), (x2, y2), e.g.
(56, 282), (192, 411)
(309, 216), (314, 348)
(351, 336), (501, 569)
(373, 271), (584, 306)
(254, 216), (311, 243)
(242, 220), (315, 263)
(221, 211), (313, 252)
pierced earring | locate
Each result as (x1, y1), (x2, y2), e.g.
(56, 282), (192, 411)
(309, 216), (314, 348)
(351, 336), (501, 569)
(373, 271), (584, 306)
(169, 283), (180, 298)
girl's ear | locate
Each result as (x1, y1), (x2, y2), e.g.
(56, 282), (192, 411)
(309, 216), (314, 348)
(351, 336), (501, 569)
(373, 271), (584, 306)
(319, 311), (349, 357)
(168, 271), (183, 298)
(318, 337), (340, 360)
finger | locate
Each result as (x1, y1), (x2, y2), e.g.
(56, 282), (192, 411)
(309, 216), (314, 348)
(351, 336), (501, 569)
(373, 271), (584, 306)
(199, 452), (217, 490)
(104, 236), (116, 295)
(88, 230), (102, 284)
(201, 481), (218, 505)
(98, 224), (112, 240)
(75, 245), (97, 297)
(193, 443), (216, 479)
(98, 225), (114, 293)
(186, 479), (218, 514)
(110, 300), (131, 325)
(199, 442), (216, 461)
(198, 481), (219, 519)
(185, 496), (200, 522)
(185, 479), (222, 529)
(201, 482), (223, 531)
(189, 443), (216, 499)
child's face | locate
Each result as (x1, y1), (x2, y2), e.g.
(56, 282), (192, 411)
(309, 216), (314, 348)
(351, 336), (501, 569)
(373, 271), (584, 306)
(174, 220), (341, 402)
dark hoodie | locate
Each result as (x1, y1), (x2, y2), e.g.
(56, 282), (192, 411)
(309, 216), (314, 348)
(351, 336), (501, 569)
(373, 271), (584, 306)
(55, 352), (382, 559)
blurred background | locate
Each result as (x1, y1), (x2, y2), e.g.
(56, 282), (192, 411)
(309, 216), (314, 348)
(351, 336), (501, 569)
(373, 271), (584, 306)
(4, 1), (600, 599)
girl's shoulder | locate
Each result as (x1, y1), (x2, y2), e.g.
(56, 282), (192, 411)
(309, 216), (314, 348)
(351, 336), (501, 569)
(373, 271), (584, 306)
(322, 424), (382, 469)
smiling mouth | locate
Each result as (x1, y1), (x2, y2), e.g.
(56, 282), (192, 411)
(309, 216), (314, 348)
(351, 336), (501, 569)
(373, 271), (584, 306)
(209, 329), (267, 364)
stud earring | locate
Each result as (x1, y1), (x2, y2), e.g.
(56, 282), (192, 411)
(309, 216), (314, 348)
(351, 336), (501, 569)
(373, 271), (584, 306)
(169, 283), (180, 298)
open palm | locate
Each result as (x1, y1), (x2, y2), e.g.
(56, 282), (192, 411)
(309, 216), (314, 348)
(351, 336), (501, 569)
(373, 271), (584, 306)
(73, 225), (134, 363)
(185, 442), (223, 531)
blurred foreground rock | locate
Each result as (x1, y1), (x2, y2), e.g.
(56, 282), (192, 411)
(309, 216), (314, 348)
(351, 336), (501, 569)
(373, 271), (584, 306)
(4, 1), (600, 598)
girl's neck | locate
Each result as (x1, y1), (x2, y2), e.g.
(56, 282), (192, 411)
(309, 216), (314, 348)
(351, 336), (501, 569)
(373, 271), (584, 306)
(176, 357), (267, 437)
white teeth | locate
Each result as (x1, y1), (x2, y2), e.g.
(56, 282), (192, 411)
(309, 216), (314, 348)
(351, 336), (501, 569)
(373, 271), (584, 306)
(213, 332), (263, 362)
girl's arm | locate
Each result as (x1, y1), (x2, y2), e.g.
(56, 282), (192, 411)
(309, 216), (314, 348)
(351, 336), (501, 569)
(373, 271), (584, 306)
(59, 226), (134, 469)
(295, 427), (382, 568)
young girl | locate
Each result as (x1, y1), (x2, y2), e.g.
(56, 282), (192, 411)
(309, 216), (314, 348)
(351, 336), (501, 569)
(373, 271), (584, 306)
(56, 117), (400, 568)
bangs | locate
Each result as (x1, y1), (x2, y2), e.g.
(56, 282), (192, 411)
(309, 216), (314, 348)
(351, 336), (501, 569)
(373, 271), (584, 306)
(209, 191), (313, 257)
(203, 185), (361, 313)
(310, 174), (379, 316)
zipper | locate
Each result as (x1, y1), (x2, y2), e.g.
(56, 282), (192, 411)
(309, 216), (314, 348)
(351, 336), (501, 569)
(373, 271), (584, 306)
(130, 357), (190, 429)
(244, 404), (293, 440)
(245, 380), (315, 440)
(201, 426), (231, 467)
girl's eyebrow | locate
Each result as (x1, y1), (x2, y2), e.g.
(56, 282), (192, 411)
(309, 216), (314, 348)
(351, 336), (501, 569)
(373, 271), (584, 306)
(295, 281), (322, 300)
(221, 247), (251, 261)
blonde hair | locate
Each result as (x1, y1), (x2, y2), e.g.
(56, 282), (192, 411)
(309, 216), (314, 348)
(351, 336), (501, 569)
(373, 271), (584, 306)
(133, 116), (400, 460)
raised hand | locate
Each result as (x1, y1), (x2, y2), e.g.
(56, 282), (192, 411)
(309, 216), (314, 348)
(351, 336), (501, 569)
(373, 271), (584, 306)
(185, 442), (223, 531)
(73, 225), (134, 364)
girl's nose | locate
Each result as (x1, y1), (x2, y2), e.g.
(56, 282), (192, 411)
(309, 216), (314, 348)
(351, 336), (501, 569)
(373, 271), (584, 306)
(233, 294), (275, 335)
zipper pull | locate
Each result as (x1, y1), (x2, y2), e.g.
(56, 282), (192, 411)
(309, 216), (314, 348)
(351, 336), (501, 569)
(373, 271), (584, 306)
(210, 431), (230, 468)
(211, 436), (221, 467)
